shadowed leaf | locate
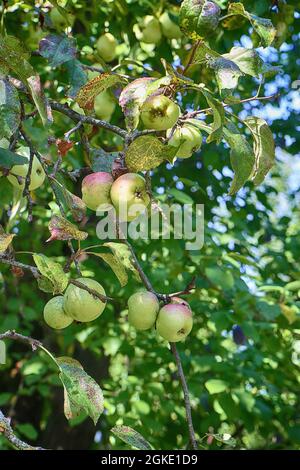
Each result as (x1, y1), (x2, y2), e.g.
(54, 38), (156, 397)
(111, 425), (152, 450)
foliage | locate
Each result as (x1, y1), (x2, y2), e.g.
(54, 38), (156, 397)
(0, 0), (299, 451)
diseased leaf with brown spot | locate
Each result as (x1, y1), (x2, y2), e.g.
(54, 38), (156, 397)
(0, 226), (15, 253)
(111, 425), (152, 450)
(33, 253), (68, 294)
(50, 178), (86, 222)
(245, 116), (275, 185)
(47, 215), (88, 242)
(39, 34), (76, 68)
(57, 357), (104, 425)
(27, 75), (53, 127)
(55, 139), (74, 157)
(0, 35), (34, 82)
(76, 73), (125, 110)
(126, 136), (177, 172)
(0, 78), (21, 140)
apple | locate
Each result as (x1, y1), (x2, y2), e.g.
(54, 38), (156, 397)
(96, 33), (117, 62)
(156, 298), (193, 342)
(134, 16), (162, 44)
(110, 173), (150, 221)
(63, 278), (106, 322)
(128, 291), (159, 330)
(7, 146), (45, 191)
(167, 124), (202, 158)
(140, 95), (180, 131)
(50, 7), (75, 31)
(43, 296), (73, 330)
(159, 12), (181, 39)
(81, 172), (113, 211)
(94, 90), (116, 121)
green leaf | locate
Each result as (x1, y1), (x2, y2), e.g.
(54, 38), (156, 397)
(0, 35), (34, 82)
(103, 242), (139, 281)
(0, 148), (27, 170)
(179, 0), (221, 40)
(50, 177), (86, 222)
(65, 59), (87, 98)
(244, 117), (275, 185)
(33, 253), (68, 294)
(202, 91), (225, 144)
(205, 379), (227, 394)
(16, 423), (38, 440)
(76, 73), (125, 110)
(57, 357), (104, 425)
(126, 136), (177, 172)
(47, 215), (88, 242)
(192, 41), (220, 65)
(111, 425), (152, 450)
(211, 433), (236, 447)
(285, 280), (300, 292)
(207, 56), (243, 98)
(223, 123), (255, 195)
(227, 3), (276, 47)
(39, 34), (76, 67)
(0, 79), (21, 140)
(168, 188), (193, 204)
(222, 47), (264, 78)
(205, 266), (234, 290)
(88, 252), (128, 287)
(27, 75), (53, 127)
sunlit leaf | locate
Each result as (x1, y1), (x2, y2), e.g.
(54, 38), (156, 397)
(33, 253), (68, 294)
(111, 425), (152, 450)
(126, 136), (177, 172)
(179, 0), (221, 40)
(76, 73), (125, 110)
(47, 215), (88, 242)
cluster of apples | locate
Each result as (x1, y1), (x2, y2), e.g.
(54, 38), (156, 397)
(43, 278), (106, 329)
(0, 141), (46, 191)
(133, 13), (181, 44)
(127, 291), (193, 342)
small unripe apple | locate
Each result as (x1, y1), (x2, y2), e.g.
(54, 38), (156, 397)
(159, 12), (181, 39)
(156, 298), (193, 342)
(167, 124), (202, 158)
(110, 173), (150, 221)
(94, 91), (116, 121)
(134, 16), (162, 44)
(7, 147), (45, 191)
(128, 291), (159, 330)
(50, 7), (75, 30)
(96, 33), (117, 62)
(140, 95), (180, 131)
(44, 296), (73, 330)
(81, 172), (113, 211)
(63, 278), (106, 322)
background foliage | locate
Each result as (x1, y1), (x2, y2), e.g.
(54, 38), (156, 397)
(0, 0), (300, 450)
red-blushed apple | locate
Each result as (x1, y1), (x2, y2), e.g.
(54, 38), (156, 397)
(134, 16), (162, 44)
(140, 95), (180, 131)
(159, 12), (181, 39)
(63, 278), (106, 322)
(167, 124), (202, 158)
(156, 298), (193, 342)
(128, 291), (159, 330)
(7, 146), (45, 191)
(96, 33), (117, 62)
(43, 296), (73, 330)
(81, 172), (113, 211)
(110, 172), (150, 221)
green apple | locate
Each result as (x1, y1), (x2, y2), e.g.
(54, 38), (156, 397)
(110, 173), (150, 222)
(159, 12), (181, 39)
(156, 298), (193, 342)
(81, 172), (113, 211)
(96, 33), (117, 62)
(63, 278), (106, 322)
(134, 16), (162, 44)
(167, 124), (202, 158)
(128, 291), (159, 330)
(50, 7), (75, 31)
(94, 91), (116, 121)
(140, 95), (180, 131)
(7, 146), (45, 191)
(43, 296), (73, 330)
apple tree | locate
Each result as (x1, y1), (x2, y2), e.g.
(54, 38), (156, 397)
(0, 0), (300, 451)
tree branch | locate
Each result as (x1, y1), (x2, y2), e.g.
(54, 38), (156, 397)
(0, 409), (45, 450)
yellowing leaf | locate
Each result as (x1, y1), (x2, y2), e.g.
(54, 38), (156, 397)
(111, 425), (152, 450)
(0, 230), (15, 253)
(126, 136), (177, 172)
(47, 215), (88, 242)
(33, 253), (68, 294)
(89, 252), (128, 287)
(76, 73), (124, 110)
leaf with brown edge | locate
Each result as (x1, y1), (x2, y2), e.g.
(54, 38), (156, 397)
(88, 252), (128, 287)
(57, 356), (104, 425)
(55, 139), (74, 157)
(50, 177), (86, 222)
(47, 215), (88, 242)
(76, 73), (125, 110)
(33, 253), (68, 294)
(27, 75), (53, 127)
(126, 136), (177, 172)
(111, 425), (152, 450)
(0, 226), (15, 253)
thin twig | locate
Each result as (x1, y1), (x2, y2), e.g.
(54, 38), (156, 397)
(0, 409), (45, 450)
(0, 256), (39, 277)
